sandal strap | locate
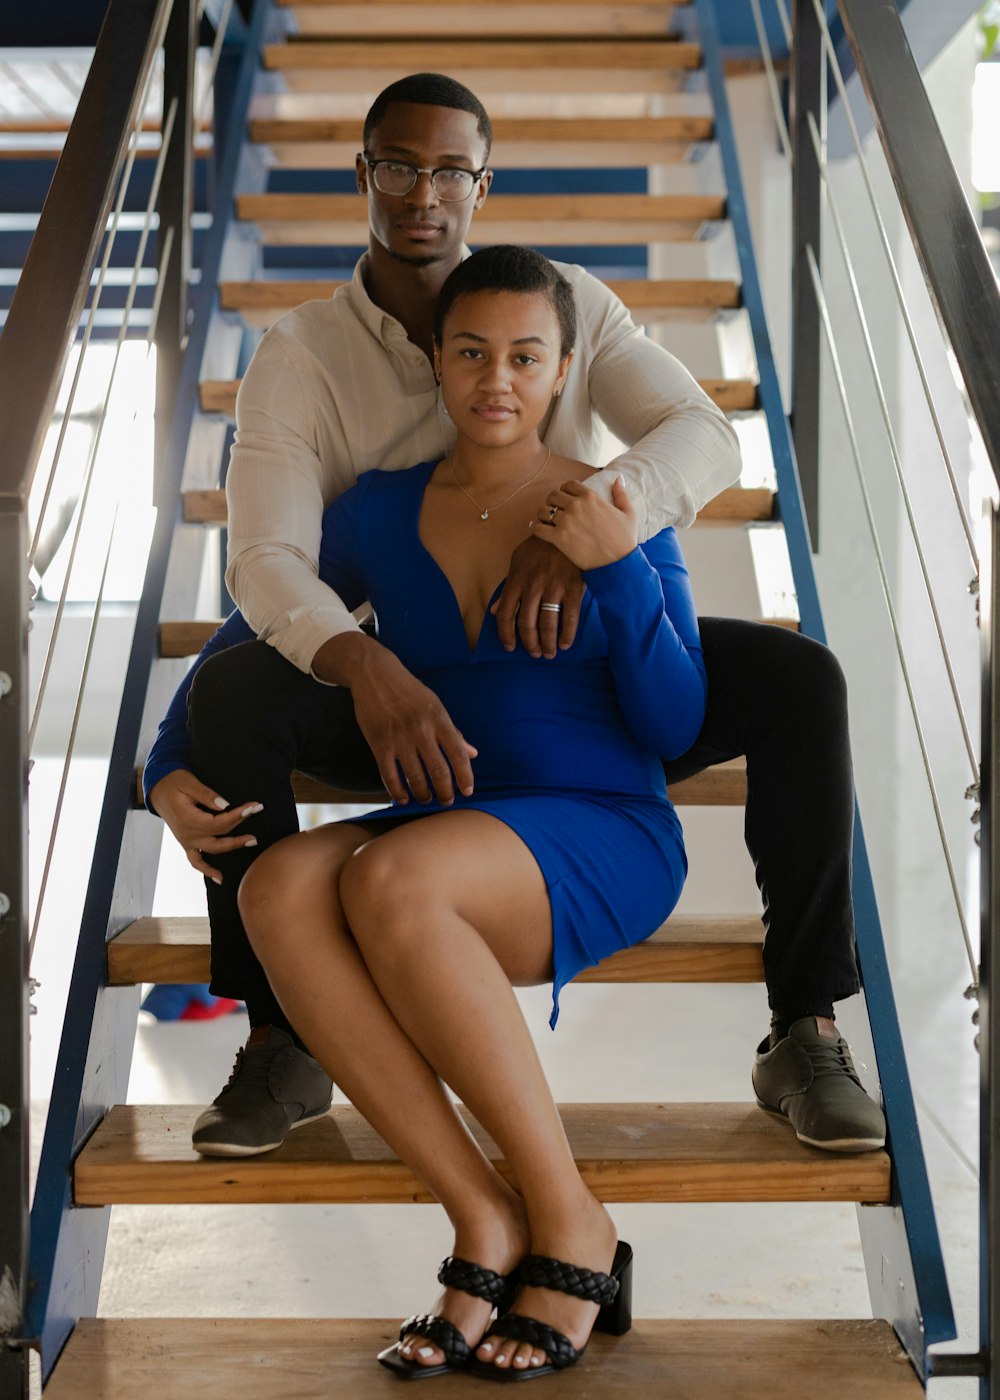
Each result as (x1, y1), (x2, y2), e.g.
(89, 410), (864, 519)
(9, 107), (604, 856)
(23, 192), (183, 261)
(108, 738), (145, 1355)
(438, 1255), (509, 1304)
(489, 1313), (580, 1370)
(397, 1313), (472, 1367)
(519, 1253), (620, 1306)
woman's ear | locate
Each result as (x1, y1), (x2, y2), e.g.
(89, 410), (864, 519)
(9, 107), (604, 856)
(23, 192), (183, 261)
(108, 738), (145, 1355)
(432, 343), (442, 382)
(553, 349), (574, 399)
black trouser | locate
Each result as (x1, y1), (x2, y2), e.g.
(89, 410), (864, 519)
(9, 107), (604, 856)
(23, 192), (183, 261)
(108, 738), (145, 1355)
(187, 617), (861, 1024)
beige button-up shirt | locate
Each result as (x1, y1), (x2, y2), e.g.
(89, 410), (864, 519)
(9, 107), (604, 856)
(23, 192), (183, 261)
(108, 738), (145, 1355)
(226, 254), (741, 673)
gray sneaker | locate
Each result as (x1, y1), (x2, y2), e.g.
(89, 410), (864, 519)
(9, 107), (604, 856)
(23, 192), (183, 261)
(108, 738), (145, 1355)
(192, 1026), (333, 1157)
(752, 1016), (886, 1153)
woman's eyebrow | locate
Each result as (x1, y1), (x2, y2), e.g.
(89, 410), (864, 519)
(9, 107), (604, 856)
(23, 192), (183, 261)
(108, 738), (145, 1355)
(451, 331), (549, 345)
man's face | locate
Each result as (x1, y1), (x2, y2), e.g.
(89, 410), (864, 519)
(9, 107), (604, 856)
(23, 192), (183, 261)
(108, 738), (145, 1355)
(357, 102), (492, 268)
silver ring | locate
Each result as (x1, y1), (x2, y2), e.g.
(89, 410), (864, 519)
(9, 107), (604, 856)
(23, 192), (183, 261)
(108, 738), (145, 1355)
(547, 505), (558, 521)
(540, 602), (563, 613)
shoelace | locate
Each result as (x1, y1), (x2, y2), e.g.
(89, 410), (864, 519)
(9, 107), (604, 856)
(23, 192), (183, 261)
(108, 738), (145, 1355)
(218, 1044), (274, 1097)
(800, 1037), (862, 1085)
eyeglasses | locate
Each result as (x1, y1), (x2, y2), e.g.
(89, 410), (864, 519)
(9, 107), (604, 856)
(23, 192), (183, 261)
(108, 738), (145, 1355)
(363, 155), (487, 202)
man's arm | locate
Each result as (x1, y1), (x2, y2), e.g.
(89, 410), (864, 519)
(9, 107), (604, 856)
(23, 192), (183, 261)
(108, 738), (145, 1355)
(565, 264), (742, 534)
(224, 329), (364, 673)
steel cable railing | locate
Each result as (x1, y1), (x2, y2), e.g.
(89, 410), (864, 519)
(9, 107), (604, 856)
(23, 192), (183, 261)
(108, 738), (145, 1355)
(804, 243), (979, 983)
(749, 0), (983, 982)
(808, 0), (980, 564)
(0, 0), (267, 1385)
(742, 0), (1000, 1384)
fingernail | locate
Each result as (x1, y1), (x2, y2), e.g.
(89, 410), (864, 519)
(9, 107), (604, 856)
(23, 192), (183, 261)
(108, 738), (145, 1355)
(213, 797), (228, 810)
(241, 803), (264, 817)
(244, 837), (258, 848)
(211, 876), (223, 885)
(417, 1347), (435, 1359)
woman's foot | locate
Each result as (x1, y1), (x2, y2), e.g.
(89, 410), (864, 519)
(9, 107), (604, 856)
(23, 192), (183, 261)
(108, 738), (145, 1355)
(475, 1193), (619, 1375)
(396, 1190), (530, 1371)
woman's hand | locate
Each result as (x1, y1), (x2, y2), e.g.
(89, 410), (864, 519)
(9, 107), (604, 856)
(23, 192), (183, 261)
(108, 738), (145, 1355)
(149, 769), (262, 883)
(530, 475), (638, 572)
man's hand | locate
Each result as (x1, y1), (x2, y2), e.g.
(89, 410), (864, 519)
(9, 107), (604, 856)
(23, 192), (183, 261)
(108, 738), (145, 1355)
(490, 534), (586, 659)
(532, 476), (638, 572)
(149, 769), (262, 883)
(312, 632), (477, 806)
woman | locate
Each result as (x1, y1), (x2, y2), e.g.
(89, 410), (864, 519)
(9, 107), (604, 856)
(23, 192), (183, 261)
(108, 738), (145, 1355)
(237, 246), (707, 1380)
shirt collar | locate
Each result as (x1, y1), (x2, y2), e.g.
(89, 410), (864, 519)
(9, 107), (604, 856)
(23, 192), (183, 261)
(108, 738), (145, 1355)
(348, 248), (472, 348)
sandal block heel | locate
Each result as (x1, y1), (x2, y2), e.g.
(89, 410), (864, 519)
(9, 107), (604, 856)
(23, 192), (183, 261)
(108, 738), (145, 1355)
(592, 1241), (633, 1337)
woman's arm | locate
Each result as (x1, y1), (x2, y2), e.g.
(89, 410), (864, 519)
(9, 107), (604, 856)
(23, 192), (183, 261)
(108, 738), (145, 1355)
(533, 476), (706, 758)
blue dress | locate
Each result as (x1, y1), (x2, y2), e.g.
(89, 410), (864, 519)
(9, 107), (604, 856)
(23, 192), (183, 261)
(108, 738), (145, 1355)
(144, 460), (707, 1026)
(321, 461), (707, 1025)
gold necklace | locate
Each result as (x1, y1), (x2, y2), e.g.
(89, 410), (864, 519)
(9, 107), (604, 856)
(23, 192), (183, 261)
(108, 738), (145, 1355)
(448, 447), (551, 521)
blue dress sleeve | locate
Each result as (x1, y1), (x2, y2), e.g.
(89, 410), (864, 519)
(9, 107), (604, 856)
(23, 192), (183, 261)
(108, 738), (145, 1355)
(581, 527), (706, 759)
(144, 482), (372, 812)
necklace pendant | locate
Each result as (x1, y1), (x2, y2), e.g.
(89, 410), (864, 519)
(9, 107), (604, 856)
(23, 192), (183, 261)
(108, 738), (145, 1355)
(480, 509), (489, 520)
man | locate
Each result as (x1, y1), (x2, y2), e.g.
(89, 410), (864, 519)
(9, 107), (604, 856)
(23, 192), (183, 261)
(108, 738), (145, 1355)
(145, 72), (884, 1158)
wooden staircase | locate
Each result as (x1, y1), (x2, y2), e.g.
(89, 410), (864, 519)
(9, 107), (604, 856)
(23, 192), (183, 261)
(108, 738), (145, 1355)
(43, 0), (927, 1394)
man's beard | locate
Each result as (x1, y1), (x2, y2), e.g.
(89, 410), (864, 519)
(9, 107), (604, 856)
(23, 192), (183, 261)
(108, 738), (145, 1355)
(387, 245), (445, 268)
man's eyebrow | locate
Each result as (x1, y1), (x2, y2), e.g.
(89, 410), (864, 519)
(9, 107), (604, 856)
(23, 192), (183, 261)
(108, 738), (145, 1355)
(451, 331), (550, 346)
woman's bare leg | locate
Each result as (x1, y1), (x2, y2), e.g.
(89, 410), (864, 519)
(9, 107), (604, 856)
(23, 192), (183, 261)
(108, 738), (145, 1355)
(238, 822), (530, 1365)
(339, 811), (619, 1374)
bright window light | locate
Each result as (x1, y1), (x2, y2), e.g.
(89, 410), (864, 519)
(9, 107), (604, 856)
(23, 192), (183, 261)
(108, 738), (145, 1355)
(972, 62), (1000, 192)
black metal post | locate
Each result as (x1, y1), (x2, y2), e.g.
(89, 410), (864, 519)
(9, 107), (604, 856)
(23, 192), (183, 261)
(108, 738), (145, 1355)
(981, 506), (1000, 1400)
(0, 507), (31, 1400)
(156, 0), (195, 495)
(790, 0), (824, 552)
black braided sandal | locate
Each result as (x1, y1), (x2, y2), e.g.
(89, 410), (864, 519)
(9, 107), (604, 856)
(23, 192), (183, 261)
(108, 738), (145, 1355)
(377, 1255), (517, 1379)
(471, 1239), (633, 1382)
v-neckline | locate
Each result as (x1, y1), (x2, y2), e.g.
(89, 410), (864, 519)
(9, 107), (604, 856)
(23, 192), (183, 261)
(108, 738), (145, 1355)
(413, 459), (507, 659)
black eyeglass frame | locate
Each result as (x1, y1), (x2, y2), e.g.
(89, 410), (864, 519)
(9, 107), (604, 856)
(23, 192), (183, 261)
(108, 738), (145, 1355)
(362, 154), (489, 201)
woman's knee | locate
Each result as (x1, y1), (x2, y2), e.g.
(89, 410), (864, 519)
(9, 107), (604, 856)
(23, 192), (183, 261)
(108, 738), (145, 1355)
(238, 833), (332, 951)
(339, 837), (439, 947)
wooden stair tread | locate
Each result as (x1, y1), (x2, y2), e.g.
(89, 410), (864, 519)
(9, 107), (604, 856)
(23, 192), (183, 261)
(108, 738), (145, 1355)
(45, 1318), (921, 1400)
(249, 113), (715, 147)
(199, 377), (758, 417)
(237, 192), (725, 246)
(110, 913), (766, 986)
(262, 40), (702, 72)
(281, 4), (680, 41)
(135, 759), (748, 807)
(219, 277), (741, 327)
(181, 483), (768, 527)
(73, 1102), (890, 1205)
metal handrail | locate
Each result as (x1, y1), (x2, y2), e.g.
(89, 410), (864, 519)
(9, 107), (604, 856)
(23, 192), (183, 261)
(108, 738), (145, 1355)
(833, 0), (1000, 489)
(0, 0), (172, 510)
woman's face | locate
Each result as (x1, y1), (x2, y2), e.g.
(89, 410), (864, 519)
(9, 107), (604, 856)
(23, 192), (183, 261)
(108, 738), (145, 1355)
(434, 289), (571, 450)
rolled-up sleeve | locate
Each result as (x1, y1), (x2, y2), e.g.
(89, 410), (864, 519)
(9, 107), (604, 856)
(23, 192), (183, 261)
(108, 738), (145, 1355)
(571, 271), (742, 535)
(224, 331), (362, 673)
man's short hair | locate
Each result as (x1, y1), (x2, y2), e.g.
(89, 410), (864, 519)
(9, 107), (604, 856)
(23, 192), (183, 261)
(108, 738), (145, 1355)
(363, 73), (493, 161)
(433, 245), (578, 359)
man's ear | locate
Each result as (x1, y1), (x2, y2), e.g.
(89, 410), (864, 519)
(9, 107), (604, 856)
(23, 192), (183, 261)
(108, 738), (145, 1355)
(356, 152), (368, 194)
(473, 168), (493, 211)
